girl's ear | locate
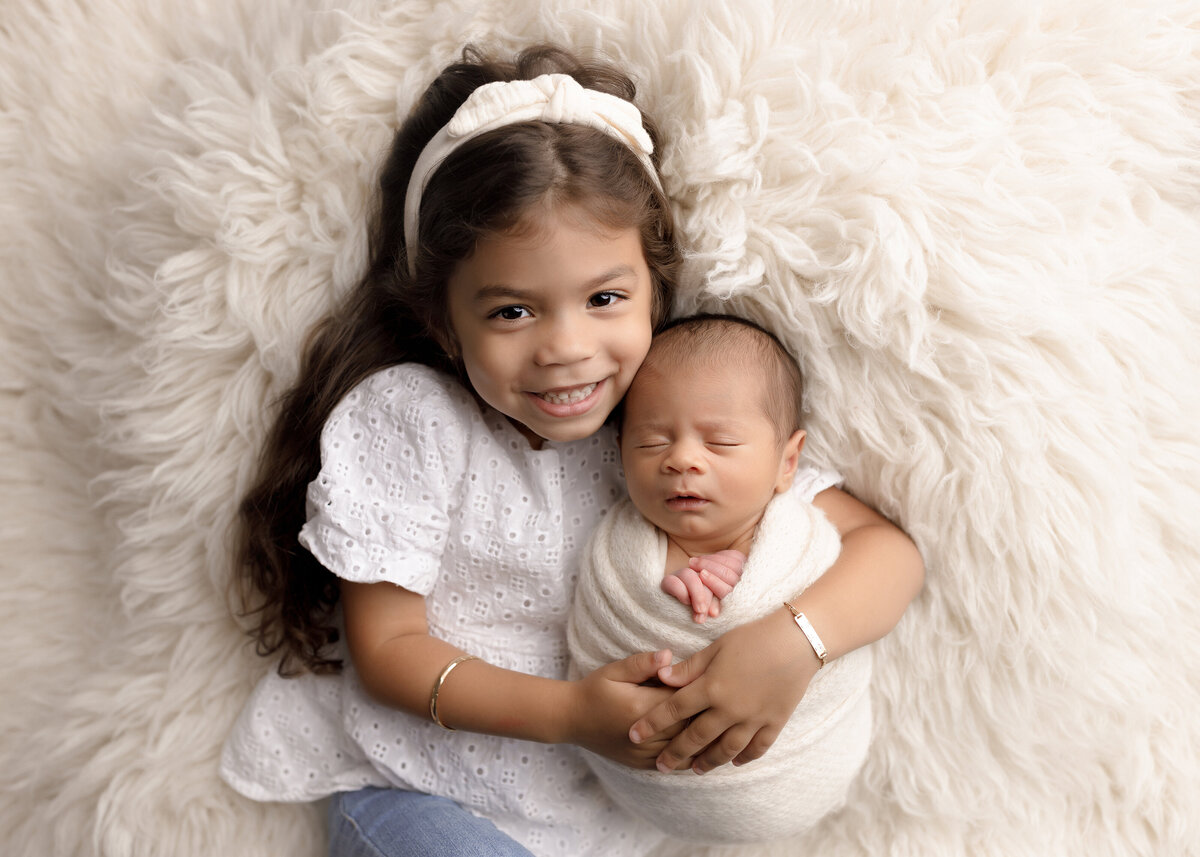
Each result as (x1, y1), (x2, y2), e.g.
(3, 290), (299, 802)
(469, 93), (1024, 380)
(774, 429), (806, 494)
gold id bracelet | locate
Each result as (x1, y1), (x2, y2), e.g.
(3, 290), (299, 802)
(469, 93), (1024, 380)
(783, 601), (828, 667)
(429, 654), (479, 730)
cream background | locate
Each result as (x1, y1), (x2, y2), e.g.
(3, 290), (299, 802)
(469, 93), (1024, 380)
(2, 1), (1198, 855)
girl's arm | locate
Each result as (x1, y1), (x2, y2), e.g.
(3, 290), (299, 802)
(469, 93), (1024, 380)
(628, 486), (924, 774)
(340, 580), (680, 767)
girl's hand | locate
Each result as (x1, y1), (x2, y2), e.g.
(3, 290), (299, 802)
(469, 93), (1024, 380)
(627, 609), (820, 775)
(660, 550), (746, 623)
(566, 649), (684, 769)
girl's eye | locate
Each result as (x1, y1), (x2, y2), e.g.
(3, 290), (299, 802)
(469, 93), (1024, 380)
(490, 306), (530, 321)
(588, 290), (624, 309)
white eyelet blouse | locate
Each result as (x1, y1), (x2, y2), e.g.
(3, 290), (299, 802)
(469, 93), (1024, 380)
(220, 363), (841, 857)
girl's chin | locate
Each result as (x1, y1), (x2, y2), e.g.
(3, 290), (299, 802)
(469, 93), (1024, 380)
(536, 411), (613, 444)
(507, 412), (608, 448)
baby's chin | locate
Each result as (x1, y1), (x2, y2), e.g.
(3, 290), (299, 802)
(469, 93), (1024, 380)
(646, 515), (727, 547)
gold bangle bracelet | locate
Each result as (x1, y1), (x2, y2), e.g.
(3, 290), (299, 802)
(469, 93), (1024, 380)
(429, 654), (479, 730)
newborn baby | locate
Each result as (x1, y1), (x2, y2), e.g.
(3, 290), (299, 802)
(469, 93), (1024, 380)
(567, 314), (872, 843)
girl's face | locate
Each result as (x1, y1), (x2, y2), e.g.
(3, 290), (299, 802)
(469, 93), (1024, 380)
(445, 206), (655, 448)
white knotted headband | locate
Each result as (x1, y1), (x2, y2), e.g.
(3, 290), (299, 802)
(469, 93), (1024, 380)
(403, 73), (663, 276)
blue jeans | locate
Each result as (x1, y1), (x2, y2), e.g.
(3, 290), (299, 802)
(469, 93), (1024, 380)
(328, 787), (535, 857)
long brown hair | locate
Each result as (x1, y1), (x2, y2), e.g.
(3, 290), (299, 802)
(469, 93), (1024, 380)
(234, 44), (680, 675)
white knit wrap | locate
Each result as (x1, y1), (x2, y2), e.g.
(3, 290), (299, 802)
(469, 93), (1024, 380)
(567, 492), (873, 843)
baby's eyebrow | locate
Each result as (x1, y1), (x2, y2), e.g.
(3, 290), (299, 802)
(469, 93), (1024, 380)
(624, 420), (668, 434)
(624, 418), (745, 435)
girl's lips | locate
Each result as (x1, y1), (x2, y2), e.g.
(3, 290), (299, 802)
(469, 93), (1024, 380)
(526, 379), (605, 418)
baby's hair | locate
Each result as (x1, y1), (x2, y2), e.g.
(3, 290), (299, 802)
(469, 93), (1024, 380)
(636, 313), (804, 442)
(234, 44), (681, 676)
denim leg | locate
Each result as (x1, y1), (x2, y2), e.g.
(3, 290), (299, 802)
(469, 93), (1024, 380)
(328, 787), (536, 857)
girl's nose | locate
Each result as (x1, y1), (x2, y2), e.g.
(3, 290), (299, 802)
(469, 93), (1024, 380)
(533, 316), (595, 366)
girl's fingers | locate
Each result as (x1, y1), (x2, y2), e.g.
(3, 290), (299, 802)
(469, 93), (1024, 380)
(731, 726), (780, 767)
(627, 685), (706, 745)
(653, 709), (731, 773)
(628, 651), (715, 743)
(692, 723), (763, 774)
(601, 648), (672, 685)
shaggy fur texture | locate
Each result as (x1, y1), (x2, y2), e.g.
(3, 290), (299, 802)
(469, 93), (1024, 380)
(2, 1), (1198, 855)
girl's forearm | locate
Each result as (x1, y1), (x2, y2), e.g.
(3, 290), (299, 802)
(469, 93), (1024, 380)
(340, 580), (574, 744)
(786, 519), (924, 662)
(352, 631), (574, 743)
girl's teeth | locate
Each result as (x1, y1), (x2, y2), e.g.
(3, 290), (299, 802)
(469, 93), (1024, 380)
(539, 383), (596, 405)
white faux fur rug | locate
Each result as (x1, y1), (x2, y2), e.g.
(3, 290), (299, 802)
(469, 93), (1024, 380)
(3, 1), (1199, 855)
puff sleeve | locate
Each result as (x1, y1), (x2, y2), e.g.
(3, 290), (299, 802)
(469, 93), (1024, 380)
(298, 366), (468, 595)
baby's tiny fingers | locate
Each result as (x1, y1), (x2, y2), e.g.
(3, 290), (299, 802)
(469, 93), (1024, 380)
(679, 570), (712, 622)
(660, 573), (691, 607)
(698, 569), (735, 599)
(690, 554), (743, 585)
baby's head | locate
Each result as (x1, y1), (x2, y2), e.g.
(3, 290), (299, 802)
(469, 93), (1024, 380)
(619, 314), (807, 553)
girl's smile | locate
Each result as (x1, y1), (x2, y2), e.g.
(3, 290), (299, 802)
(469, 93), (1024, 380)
(446, 205), (655, 448)
(527, 379), (604, 415)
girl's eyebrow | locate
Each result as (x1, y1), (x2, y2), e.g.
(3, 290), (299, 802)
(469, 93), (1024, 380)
(471, 265), (637, 304)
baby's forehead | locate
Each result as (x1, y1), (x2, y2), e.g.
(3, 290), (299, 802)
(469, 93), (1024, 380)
(625, 351), (771, 417)
(638, 344), (770, 386)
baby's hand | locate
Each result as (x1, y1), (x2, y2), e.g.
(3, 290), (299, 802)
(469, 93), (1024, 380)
(660, 550), (746, 623)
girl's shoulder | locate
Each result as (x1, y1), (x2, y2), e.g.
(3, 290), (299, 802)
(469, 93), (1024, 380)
(344, 361), (463, 401)
(318, 363), (484, 461)
(330, 363), (476, 427)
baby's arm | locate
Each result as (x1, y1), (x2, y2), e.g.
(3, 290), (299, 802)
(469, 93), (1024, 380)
(630, 487), (924, 774)
(340, 579), (682, 768)
(661, 550), (746, 623)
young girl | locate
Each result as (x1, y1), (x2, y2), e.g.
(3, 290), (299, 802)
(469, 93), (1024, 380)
(220, 45), (924, 857)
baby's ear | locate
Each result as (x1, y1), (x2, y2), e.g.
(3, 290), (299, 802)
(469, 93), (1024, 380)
(774, 430), (806, 493)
